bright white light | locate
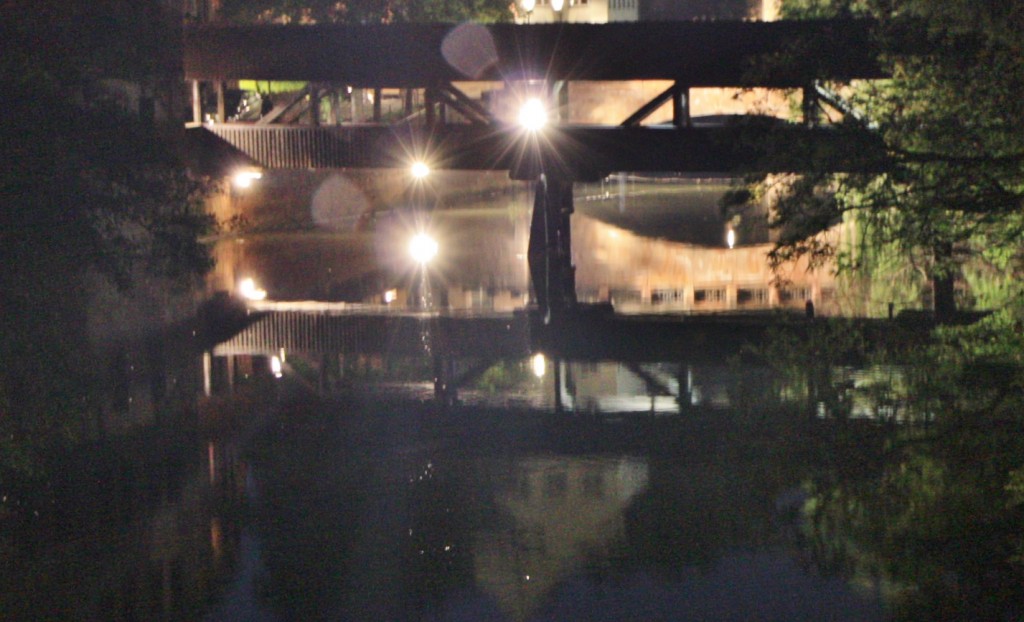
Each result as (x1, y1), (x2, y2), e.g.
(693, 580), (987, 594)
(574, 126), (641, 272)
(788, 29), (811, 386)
(238, 277), (267, 301)
(531, 353), (546, 378)
(522, 0), (536, 11)
(384, 289), (397, 304)
(411, 161), (430, 179)
(232, 169), (263, 189)
(727, 228), (736, 249)
(270, 356), (283, 378)
(409, 233), (439, 264)
(551, 0), (564, 10)
(518, 98), (548, 132)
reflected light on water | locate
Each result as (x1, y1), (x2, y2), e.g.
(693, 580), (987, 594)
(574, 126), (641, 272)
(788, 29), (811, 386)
(531, 353), (547, 378)
(210, 518), (223, 561)
(208, 441), (216, 483)
(409, 233), (439, 264)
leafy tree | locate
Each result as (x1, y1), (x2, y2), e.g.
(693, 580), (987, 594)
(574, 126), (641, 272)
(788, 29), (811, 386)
(0, 3), (214, 490)
(216, 0), (513, 24)
(739, 1), (1024, 320)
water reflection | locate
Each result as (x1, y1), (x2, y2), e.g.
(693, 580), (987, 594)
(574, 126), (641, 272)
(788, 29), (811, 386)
(209, 176), (838, 316)
(476, 457), (648, 621)
(5, 316), (1024, 621)
(232, 385), (896, 622)
(0, 431), (250, 621)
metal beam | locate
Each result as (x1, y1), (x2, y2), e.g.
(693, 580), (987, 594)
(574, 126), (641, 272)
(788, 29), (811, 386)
(620, 82), (682, 127)
(256, 85), (313, 124)
(433, 84), (495, 125)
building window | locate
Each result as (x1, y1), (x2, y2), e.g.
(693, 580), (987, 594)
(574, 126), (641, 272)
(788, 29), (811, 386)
(610, 289), (642, 305)
(652, 289), (686, 305)
(582, 471), (604, 499)
(738, 288), (768, 306)
(694, 288), (725, 304)
(545, 471), (568, 499)
(779, 287), (811, 303)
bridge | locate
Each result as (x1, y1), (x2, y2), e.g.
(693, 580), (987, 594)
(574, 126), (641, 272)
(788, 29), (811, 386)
(185, 19), (889, 319)
(203, 303), (928, 410)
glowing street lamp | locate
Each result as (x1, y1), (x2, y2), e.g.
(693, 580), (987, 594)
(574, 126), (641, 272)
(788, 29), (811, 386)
(238, 277), (267, 301)
(409, 233), (439, 264)
(551, 0), (564, 11)
(411, 161), (430, 180)
(726, 228), (736, 249)
(521, 0), (535, 21)
(519, 97), (548, 132)
(232, 169), (263, 189)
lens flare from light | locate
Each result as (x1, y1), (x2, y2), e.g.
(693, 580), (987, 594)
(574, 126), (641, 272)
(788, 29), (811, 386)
(531, 353), (546, 378)
(411, 161), (430, 179)
(238, 277), (267, 301)
(518, 98), (548, 131)
(409, 233), (439, 264)
(232, 169), (263, 189)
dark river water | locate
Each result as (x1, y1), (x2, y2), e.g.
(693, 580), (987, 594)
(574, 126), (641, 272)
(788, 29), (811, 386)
(3, 334), (1023, 622)
(1, 179), (1022, 621)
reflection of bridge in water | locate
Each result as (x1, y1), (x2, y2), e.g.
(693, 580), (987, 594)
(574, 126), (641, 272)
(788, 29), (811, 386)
(207, 304), (908, 412)
(211, 307), (530, 405)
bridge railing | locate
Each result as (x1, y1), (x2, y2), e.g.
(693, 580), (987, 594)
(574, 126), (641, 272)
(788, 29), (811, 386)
(213, 311), (531, 359)
(207, 124), (393, 169)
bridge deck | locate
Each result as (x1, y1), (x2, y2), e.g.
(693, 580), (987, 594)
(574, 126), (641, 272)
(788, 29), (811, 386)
(213, 310), (532, 359)
(196, 121), (886, 175)
(212, 309), (930, 363)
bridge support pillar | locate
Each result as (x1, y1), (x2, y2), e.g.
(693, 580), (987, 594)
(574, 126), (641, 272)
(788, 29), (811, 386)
(527, 176), (577, 323)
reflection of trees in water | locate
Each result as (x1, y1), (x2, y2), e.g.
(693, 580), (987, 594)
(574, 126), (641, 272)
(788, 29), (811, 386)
(800, 423), (1024, 620)
(788, 314), (1024, 620)
(0, 430), (247, 621)
(622, 414), (820, 574)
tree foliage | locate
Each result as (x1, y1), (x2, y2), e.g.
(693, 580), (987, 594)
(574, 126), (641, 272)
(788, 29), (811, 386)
(216, 0), (513, 24)
(0, 2), (214, 484)
(748, 1), (1024, 318)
